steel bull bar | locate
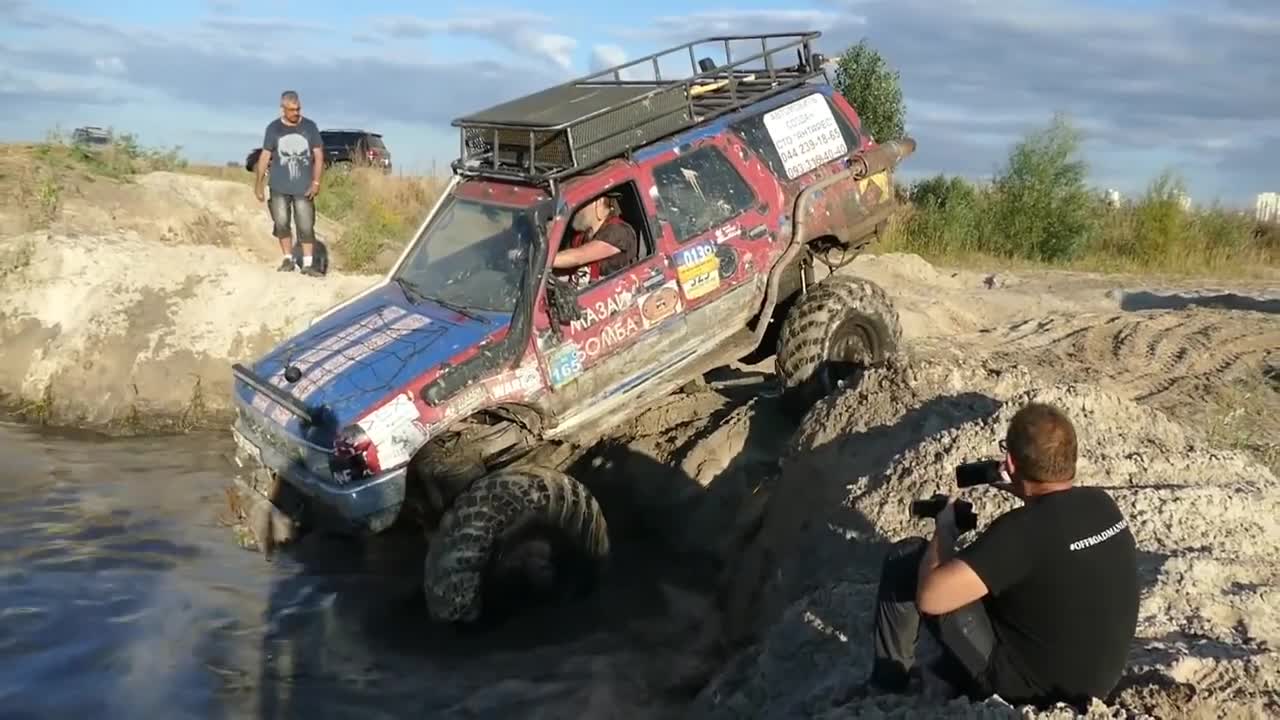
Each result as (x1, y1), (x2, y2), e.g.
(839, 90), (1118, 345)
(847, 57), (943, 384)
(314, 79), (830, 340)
(229, 363), (409, 535)
(231, 362), (314, 425)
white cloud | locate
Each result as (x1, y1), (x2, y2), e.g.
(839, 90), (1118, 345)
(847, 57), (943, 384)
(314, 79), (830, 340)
(200, 16), (333, 34)
(367, 13), (576, 70)
(589, 44), (627, 72)
(3, 1), (1278, 200)
(94, 56), (126, 75)
(620, 9), (853, 39)
(518, 29), (576, 71)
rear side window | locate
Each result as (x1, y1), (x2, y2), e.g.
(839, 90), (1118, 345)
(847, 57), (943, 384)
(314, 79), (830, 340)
(652, 146), (756, 242)
(732, 92), (861, 180)
(365, 135), (386, 149)
(322, 132), (358, 148)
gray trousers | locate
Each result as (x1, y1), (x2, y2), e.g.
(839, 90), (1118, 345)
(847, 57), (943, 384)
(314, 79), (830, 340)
(871, 537), (997, 696)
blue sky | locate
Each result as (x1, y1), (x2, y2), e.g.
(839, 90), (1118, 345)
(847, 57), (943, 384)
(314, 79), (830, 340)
(3, 0), (1278, 206)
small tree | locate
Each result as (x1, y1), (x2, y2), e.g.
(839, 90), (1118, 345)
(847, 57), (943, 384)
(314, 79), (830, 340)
(833, 39), (906, 143)
(988, 114), (1096, 261)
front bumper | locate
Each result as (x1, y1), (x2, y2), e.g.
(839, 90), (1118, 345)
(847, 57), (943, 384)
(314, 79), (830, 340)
(230, 411), (406, 535)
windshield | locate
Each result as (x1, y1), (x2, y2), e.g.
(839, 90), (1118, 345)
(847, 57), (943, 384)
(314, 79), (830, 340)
(392, 194), (535, 315)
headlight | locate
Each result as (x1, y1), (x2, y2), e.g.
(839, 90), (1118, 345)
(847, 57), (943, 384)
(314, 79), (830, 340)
(330, 424), (381, 484)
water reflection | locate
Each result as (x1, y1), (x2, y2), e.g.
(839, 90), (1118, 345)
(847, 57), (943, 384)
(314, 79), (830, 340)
(0, 422), (712, 719)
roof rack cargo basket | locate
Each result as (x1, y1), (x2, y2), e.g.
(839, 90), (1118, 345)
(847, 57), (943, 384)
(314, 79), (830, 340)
(451, 32), (828, 185)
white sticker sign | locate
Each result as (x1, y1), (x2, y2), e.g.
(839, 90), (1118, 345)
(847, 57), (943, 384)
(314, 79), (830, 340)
(762, 93), (848, 179)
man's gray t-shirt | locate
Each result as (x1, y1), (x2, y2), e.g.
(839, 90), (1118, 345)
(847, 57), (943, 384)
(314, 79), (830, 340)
(262, 117), (323, 196)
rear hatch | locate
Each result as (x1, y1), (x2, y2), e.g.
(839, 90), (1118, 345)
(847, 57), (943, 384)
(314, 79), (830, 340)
(364, 134), (390, 167)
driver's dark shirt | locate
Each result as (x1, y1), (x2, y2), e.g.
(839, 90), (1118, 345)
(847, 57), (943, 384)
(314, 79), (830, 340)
(567, 217), (638, 287)
(956, 486), (1139, 707)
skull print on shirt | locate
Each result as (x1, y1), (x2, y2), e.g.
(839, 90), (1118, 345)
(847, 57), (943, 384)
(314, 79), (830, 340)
(276, 132), (310, 182)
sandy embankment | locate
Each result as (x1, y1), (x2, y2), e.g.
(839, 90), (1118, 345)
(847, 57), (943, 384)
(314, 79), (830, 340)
(684, 259), (1280, 719)
(0, 171), (376, 428)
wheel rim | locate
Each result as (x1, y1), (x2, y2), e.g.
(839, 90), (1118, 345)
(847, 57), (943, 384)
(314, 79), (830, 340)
(484, 524), (585, 612)
(820, 317), (880, 393)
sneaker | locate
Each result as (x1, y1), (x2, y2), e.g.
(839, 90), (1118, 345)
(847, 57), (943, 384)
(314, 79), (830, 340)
(277, 258), (296, 272)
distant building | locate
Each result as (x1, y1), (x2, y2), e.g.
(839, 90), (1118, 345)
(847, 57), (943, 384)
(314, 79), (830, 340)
(1257, 192), (1280, 223)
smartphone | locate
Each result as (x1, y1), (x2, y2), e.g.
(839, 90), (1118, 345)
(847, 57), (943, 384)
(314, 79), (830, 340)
(955, 459), (1004, 488)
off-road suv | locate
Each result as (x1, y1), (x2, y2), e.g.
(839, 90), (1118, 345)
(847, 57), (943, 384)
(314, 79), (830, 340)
(71, 126), (111, 150)
(228, 32), (915, 624)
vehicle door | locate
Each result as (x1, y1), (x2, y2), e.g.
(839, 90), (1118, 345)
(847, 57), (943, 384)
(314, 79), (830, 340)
(645, 137), (773, 341)
(534, 174), (689, 419)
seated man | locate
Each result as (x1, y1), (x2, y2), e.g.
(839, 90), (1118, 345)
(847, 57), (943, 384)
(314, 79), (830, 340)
(552, 190), (639, 289)
(859, 402), (1139, 710)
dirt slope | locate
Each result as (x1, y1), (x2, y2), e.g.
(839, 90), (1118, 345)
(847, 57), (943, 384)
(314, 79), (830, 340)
(678, 257), (1280, 719)
(0, 170), (375, 429)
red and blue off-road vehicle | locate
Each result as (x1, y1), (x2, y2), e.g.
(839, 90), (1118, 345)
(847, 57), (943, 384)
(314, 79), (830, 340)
(228, 32), (915, 623)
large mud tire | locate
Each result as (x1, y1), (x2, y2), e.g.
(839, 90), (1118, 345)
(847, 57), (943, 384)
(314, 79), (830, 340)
(422, 464), (610, 624)
(775, 275), (901, 417)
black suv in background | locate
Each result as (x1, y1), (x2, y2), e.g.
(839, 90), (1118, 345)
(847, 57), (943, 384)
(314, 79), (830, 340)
(243, 128), (392, 174)
(320, 129), (392, 172)
(71, 126), (112, 149)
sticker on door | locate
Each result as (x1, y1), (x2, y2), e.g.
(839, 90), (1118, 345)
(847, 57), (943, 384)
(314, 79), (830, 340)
(675, 242), (720, 300)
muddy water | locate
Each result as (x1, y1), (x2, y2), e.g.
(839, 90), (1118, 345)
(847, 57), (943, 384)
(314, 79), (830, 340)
(0, 421), (718, 720)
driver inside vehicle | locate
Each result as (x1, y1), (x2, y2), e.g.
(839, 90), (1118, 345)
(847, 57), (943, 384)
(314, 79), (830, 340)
(552, 190), (639, 289)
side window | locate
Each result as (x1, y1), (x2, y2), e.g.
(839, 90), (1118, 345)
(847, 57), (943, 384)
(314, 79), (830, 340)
(731, 92), (861, 179)
(652, 147), (756, 242)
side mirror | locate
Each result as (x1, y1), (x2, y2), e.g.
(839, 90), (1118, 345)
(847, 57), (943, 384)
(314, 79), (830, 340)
(546, 274), (584, 326)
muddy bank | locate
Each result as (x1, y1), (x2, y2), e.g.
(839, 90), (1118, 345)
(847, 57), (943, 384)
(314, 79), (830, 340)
(697, 356), (1280, 719)
(0, 170), (378, 431)
(0, 230), (374, 430)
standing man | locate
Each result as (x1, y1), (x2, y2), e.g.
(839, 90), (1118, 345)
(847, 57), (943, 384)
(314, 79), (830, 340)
(255, 90), (324, 275)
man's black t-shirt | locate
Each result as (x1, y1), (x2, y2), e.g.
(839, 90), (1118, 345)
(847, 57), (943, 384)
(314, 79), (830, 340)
(594, 221), (638, 277)
(566, 219), (639, 288)
(956, 486), (1139, 707)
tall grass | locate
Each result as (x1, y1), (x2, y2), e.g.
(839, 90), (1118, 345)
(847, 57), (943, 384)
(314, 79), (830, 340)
(882, 116), (1278, 278)
(313, 158), (445, 272)
(4, 130), (445, 273)
(1, 129), (187, 231)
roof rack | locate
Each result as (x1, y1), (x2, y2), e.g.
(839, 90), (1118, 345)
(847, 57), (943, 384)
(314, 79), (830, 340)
(451, 32), (828, 186)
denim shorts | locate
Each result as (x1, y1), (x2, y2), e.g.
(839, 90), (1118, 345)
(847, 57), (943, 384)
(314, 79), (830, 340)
(268, 192), (316, 243)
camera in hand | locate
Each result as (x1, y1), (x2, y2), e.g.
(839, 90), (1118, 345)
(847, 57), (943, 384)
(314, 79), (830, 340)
(910, 493), (978, 533)
(955, 459), (1004, 488)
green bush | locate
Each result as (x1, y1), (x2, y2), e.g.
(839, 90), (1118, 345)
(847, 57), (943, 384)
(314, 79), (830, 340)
(985, 114), (1095, 262)
(890, 174), (987, 257)
(881, 115), (1274, 276)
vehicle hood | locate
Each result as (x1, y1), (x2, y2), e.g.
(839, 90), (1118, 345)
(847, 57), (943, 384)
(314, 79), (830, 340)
(233, 282), (508, 437)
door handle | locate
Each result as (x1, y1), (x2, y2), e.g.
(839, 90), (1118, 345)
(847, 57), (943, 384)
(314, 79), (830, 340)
(748, 224), (769, 240)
